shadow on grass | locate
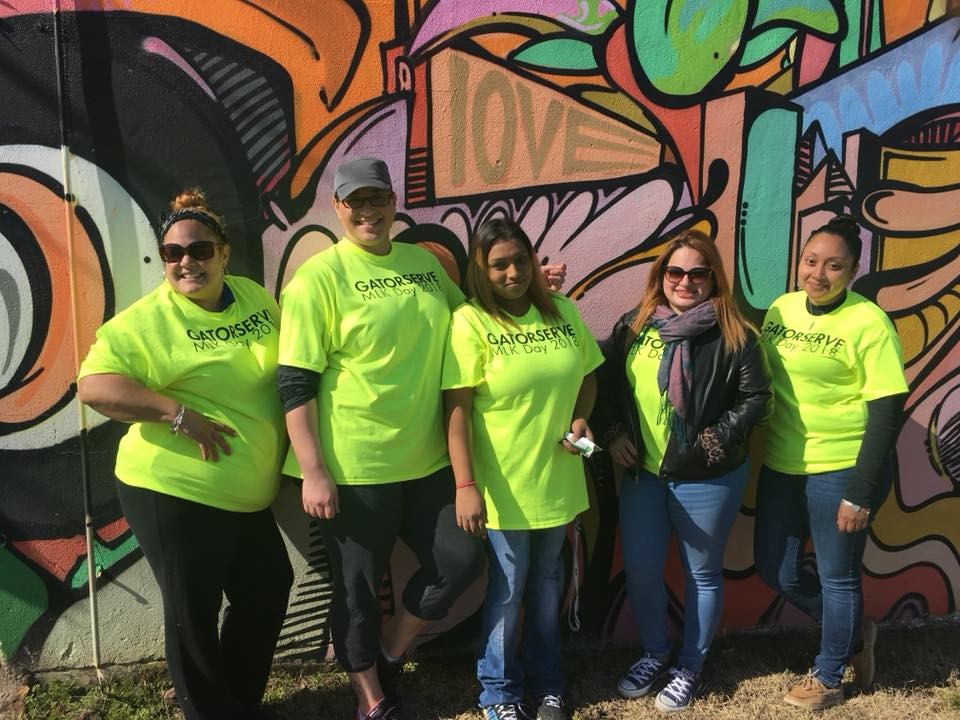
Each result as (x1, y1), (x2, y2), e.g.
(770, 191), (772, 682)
(20, 619), (960, 719)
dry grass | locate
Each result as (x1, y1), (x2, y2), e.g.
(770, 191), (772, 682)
(12, 619), (960, 719)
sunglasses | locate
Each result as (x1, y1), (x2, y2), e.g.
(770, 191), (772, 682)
(338, 192), (393, 209)
(664, 266), (712, 284)
(158, 241), (221, 263)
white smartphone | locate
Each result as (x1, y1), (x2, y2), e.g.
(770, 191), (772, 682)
(564, 432), (600, 458)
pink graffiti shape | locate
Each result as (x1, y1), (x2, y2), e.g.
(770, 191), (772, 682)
(408, 0), (619, 55)
(260, 156), (291, 194)
(797, 35), (836, 86)
(142, 37), (216, 101)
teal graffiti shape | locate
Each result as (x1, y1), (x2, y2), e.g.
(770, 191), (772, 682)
(511, 37), (599, 73)
(68, 534), (140, 590)
(0, 546), (47, 661)
(753, 0), (840, 34)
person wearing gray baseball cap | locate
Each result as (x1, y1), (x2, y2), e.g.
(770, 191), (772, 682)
(277, 156), (485, 719)
(333, 156), (392, 199)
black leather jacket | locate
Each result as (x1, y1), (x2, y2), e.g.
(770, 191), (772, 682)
(594, 308), (772, 480)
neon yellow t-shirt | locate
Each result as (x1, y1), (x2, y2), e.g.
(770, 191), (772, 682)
(760, 290), (908, 473)
(624, 326), (670, 475)
(441, 295), (603, 530)
(78, 276), (284, 512)
(279, 239), (464, 484)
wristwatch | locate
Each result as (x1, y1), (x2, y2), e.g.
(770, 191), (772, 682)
(841, 499), (870, 515)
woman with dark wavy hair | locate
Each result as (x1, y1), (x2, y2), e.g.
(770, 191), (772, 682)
(443, 217), (602, 720)
(595, 229), (771, 713)
(754, 216), (908, 710)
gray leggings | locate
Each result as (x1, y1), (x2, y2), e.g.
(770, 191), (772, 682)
(317, 465), (485, 672)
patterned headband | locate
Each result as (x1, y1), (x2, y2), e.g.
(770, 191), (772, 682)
(158, 208), (228, 243)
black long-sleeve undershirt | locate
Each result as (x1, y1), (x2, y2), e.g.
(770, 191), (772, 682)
(807, 291), (906, 507)
(277, 365), (320, 413)
(845, 393), (906, 507)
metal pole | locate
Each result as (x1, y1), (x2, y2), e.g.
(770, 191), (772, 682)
(52, 0), (104, 682)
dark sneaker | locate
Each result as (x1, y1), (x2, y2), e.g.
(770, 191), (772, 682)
(654, 666), (701, 713)
(362, 697), (402, 720)
(377, 652), (406, 702)
(534, 694), (565, 720)
(850, 617), (878, 689)
(618, 653), (670, 698)
(783, 674), (844, 710)
(483, 703), (521, 720)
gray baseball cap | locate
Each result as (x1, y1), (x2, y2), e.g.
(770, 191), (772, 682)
(333, 157), (392, 199)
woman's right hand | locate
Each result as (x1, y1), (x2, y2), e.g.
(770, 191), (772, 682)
(176, 408), (237, 461)
(302, 470), (339, 519)
(456, 485), (486, 538)
(608, 434), (638, 468)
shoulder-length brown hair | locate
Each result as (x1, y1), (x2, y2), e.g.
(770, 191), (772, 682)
(630, 228), (751, 352)
(465, 217), (559, 324)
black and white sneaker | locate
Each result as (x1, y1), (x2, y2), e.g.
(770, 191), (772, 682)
(534, 694), (565, 720)
(654, 666), (701, 713)
(617, 653), (670, 698)
(483, 703), (521, 720)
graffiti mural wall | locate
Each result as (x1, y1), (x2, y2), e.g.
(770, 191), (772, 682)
(1, 0), (958, 667)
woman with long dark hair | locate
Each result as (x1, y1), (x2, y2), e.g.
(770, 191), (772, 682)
(443, 218), (603, 720)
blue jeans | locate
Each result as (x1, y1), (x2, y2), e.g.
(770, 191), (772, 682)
(619, 463), (749, 673)
(753, 465), (878, 688)
(477, 526), (567, 706)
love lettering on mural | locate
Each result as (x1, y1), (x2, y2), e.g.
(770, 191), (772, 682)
(423, 49), (661, 200)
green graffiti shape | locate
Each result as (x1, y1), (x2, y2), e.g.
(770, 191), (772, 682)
(740, 27), (796, 67)
(67, 534), (141, 591)
(752, 0), (840, 35)
(631, 0), (750, 96)
(510, 37), (600, 72)
(0, 546), (48, 661)
(629, 0), (841, 97)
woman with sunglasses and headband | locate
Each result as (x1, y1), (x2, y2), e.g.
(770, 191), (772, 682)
(78, 189), (292, 720)
(594, 229), (770, 713)
(754, 216), (907, 710)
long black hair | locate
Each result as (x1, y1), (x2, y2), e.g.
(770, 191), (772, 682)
(465, 217), (559, 324)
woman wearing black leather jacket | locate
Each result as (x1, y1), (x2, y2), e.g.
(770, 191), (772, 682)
(594, 229), (771, 713)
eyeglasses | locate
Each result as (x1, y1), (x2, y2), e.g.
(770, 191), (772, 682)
(664, 266), (712, 284)
(338, 192), (393, 209)
(158, 241), (220, 263)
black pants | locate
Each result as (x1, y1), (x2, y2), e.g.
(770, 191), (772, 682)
(319, 465), (485, 672)
(117, 481), (293, 720)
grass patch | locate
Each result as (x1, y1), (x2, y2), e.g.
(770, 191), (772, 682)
(10, 619), (960, 719)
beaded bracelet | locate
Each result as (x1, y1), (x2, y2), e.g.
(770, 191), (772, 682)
(170, 405), (187, 434)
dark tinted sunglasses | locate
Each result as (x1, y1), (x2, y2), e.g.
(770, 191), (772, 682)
(158, 241), (221, 263)
(664, 266), (712, 284)
(338, 192), (392, 209)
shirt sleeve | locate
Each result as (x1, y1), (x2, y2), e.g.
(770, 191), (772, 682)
(78, 317), (154, 387)
(576, 312), (603, 376)
(441, 306), (485, 390)
(440, 263), (466, 310)
(278, 266), (332, 374)
(856, 311), (909, 401)
(559, 295), (603, 376)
